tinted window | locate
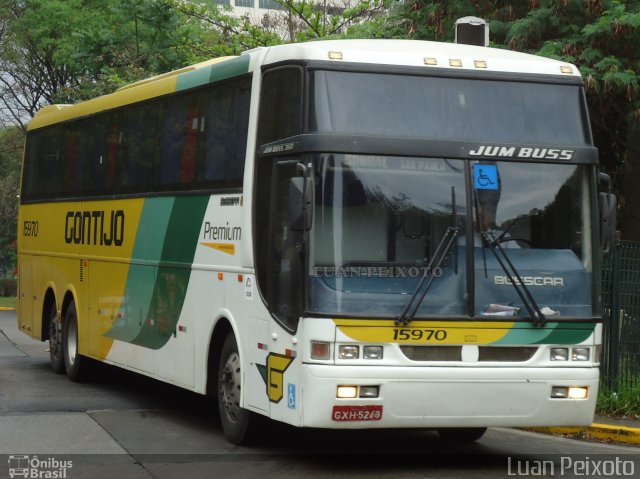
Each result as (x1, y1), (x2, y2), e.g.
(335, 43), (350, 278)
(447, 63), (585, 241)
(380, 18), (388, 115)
(257, 67), (303, 146)
(309, 71), (589, 146)
(22, 75), (252, 202)
(197, 77), (251, 189)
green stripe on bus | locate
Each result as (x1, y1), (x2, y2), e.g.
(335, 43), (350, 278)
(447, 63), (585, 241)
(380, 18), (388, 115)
(495, 322), (595, 345)
(130, 195), (210, 349)
(105, 197), (175, 343)
(176, 56), (250, 92)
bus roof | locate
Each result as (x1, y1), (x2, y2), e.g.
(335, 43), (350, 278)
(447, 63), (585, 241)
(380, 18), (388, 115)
(28, 39), (580, 131)
(255, 39), (580, 78)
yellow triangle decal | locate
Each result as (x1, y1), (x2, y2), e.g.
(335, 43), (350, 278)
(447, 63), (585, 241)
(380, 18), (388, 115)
(201, 243), (236, 255)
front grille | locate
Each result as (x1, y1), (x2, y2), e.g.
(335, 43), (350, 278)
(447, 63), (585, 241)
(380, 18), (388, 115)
(478, 346), (538, 362)
(399, 345), (538, 362)
(400, 345), (462, 361)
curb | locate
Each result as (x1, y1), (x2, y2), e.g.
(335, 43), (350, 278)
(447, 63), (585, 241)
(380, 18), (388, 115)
(530, 423), (640, 445)
(0, 307), (16, 311)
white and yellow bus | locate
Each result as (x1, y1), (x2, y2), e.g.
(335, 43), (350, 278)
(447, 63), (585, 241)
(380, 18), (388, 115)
(18, 39), (610, 445)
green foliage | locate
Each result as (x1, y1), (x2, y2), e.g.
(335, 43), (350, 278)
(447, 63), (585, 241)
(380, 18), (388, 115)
(0, 127), (21, 276)
(597, 382), (640, 418)
(388, 0), (640, 179)
(255, 0), (388, 42)
(0, 277), (17, 296)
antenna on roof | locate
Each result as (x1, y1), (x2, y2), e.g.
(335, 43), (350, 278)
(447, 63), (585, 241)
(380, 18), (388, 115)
(455, 16), (489, 47)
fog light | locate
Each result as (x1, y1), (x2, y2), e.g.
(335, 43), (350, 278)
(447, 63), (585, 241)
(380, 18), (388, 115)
(337, 385), (358, 398)
(568, 387), (588, 399)
(359, 386), (379, 398)
(550, 348), (569, 361)
(311, 341), (330, 360)
(551, 386), (568, 398)
(572, 348), (590, 361)
(363, 346), (383, 360)
(339, 345), (359, 359)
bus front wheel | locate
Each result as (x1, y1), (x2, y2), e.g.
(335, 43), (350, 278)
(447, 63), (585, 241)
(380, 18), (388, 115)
(437, 427), (487, 443)
(48, 302), (65, 374)
(217, 333), (262, 445)
(62, 302), (88, 382)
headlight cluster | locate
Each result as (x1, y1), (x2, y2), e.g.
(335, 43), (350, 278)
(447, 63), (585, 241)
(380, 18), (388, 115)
(310, 342), (384, 360)
(339, 345), (383, 360)
(550, 347), (591, 362)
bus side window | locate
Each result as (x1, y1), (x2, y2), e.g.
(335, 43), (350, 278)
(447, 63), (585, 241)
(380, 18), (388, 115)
(117, 104), (155, 194)
(197, 76), (250, 189)
(85, 113), (119, 196)
(34, 126), (63, 199)
(256, 66), (303, 147)
(155, 94), (199, 191)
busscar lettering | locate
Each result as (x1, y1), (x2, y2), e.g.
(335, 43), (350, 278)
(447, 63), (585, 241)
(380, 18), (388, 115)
(64, 210), (125, 246)
(494, 276), (564, 287)
(469, 145), (574, 161)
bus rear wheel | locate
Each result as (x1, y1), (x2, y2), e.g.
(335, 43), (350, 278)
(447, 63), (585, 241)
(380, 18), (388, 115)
(217, 333), (262, 445)
(62, 302), (88, 382)
(48, 302), (65, 374)
(437, 427), (487, 443)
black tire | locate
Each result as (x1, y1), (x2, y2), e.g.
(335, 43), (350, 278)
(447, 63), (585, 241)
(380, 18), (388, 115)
(62, 302), (88, 382)
(48, 302), (65, 374)
(437, 427), (487, 443)
(217, 334), (263, 445)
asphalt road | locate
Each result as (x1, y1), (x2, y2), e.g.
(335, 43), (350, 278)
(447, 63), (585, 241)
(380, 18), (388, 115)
(1, 310), (638, 479)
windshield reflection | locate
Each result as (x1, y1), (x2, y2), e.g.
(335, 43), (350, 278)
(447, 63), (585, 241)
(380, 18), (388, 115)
(307, 155), (594, 319)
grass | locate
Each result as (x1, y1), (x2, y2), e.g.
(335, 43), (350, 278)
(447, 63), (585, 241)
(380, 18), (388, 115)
(0, 296), (16, 309)
(596, 382), (640, 418)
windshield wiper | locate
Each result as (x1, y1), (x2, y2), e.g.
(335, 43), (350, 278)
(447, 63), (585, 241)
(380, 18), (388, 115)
(396, 226), (459, 326)
(480, 232), (547, 327)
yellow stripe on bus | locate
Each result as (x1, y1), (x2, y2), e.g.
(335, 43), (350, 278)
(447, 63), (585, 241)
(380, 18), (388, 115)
(334, 319), (513, 344)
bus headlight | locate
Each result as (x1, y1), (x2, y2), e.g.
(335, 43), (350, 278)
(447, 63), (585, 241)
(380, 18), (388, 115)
(572, 348), (590, 361)
(337, 386), (358, 398)
(551, 386), (588, 399)
(363, 346), (383, 360)
(550, 348), (569, 361)
(338, 345), (359, 359)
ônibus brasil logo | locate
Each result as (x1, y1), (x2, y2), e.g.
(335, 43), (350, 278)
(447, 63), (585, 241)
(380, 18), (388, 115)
(8, 455), (73, 479)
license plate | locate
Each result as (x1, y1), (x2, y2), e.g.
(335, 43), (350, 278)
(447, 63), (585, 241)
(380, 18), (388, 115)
(332, 405), (383, 422)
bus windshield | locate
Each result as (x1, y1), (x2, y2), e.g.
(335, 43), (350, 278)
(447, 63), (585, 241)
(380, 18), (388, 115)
(307, 154), (594, 319)
(309, 70), (589, 146)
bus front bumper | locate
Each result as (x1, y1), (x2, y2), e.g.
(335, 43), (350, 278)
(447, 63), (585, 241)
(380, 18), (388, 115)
(300, 364), (598, 429)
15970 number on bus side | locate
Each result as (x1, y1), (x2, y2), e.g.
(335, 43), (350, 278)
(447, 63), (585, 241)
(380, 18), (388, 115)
(392, 328), (447, 341)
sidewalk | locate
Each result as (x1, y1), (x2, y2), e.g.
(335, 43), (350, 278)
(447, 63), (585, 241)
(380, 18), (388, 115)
(530, 415), (640, 446)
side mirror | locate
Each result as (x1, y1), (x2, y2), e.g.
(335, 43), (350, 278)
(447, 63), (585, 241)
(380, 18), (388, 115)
(598, 172), (617, 255)
(288, 164), (313, 232)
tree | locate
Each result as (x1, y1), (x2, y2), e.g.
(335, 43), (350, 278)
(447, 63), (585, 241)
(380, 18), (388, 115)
(388, 0), (640, 238)
(262, 0), (388, 41)
(0, 126), (21, 274)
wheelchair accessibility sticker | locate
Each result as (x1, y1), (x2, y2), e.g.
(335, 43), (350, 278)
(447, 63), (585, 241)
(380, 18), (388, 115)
(288, 383), (296, 409)
(473, 164), (499, 190)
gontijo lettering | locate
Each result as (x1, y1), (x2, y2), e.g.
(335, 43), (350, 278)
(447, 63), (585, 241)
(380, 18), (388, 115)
(64, 210), (125, 246)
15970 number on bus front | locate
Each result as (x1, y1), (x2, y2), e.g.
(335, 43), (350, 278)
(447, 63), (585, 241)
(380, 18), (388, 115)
(392, 328), (447, 341)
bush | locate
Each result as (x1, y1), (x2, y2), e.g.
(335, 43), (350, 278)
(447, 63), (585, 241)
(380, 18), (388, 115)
(597, 383), (640, 418)
(0, 277), (17, 297)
